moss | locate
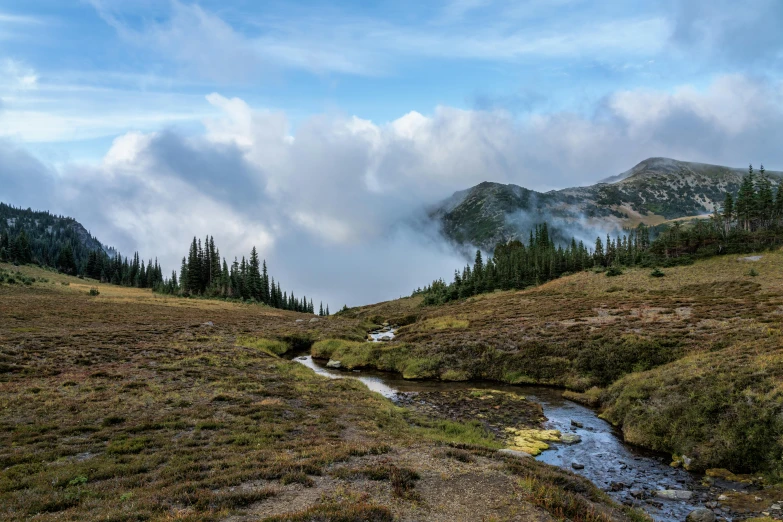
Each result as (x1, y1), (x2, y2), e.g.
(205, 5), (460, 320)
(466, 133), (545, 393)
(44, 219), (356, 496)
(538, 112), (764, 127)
(441, 369), (470, 381)
(504, 428), (561, 456)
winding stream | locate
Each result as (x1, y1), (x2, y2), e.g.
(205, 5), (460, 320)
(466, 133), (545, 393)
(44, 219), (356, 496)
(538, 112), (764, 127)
(292, 354), (714, 522)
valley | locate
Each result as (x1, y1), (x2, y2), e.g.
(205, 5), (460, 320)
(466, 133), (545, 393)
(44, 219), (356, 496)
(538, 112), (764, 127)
(0, 264), (647, 522)
(3, 247), (783, 521)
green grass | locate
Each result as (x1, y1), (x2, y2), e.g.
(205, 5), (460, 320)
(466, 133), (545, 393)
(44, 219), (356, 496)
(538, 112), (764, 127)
(236, 336), (290, 357)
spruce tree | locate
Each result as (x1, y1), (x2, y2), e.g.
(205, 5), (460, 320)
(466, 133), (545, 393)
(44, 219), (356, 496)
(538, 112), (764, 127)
(248, 248), (262, 301)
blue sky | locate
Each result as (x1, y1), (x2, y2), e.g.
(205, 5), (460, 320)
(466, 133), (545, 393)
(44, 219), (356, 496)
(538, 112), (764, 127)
(3, 0), (780, 155)
(1, 0), (783, 305)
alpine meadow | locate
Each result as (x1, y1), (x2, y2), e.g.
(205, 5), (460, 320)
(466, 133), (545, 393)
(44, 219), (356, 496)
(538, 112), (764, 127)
(2, 2), (783, 522)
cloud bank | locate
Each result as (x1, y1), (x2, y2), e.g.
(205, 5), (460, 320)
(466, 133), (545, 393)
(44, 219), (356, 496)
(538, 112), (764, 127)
(2, 74), (782, 306)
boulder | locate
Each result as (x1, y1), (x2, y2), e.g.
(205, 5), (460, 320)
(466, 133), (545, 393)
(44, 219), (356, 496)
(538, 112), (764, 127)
(570, 420), (584, 428)
(201, 321), (214, 327)
(380, 336), (392, 342)
(295, 319), (305, 323)
(560, 434), (582, 444)
(686, 508), (716, 522)
(655, 490), (693, 500)
(497, 448), (531, 459)
(571, 463), (585, 470)
(326, 360), (342, 369)
(309, 318), (320, 323)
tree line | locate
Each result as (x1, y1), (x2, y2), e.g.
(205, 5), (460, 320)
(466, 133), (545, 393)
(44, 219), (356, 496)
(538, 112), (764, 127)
(0, 203), (329, 315)
(155, 236), (329, 315)
(417, 164), (783, 305)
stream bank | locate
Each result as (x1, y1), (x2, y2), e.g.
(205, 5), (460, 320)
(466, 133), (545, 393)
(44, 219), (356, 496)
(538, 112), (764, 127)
(292, 352), (777, 522)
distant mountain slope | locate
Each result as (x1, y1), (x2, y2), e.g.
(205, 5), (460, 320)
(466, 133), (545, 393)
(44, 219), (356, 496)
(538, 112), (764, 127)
(432, 158), (782, 251)
(0, 202), (115, 267)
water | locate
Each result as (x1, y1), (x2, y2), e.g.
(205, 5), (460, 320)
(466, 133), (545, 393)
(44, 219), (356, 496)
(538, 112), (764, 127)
(367, 327), (397, 343)
(292, 355), (708, 522)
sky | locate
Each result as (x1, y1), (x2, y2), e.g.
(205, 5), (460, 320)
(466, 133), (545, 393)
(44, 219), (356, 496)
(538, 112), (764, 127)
(1, 0), (783, 306)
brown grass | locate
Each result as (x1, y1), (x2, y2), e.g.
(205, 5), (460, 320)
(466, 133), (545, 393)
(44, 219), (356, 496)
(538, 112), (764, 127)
(0, 263), (643, 521)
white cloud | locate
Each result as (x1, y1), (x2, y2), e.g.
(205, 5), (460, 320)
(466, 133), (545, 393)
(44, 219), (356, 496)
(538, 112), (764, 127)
(2, 74), (783, 305)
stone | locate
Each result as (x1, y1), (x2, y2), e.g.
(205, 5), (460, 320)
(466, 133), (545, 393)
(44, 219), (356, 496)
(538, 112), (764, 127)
(560, 434), (582, 444)
(295, 319), (305, 323)
(655, 489), (693, 500)
(309, 318), (320, 323)
(571, 463), (585, 470)
(201, 321), (214, 327)
(630, 489), (646, 499)
(325, 360), (342, 369)
(570, 420), (584, 428)
(610, 482), (627, 492)
(380, 336), (392, 342)
(717, 494), (728, 501)
(686, 508), (716, 522)
(497, 448), (531, 459)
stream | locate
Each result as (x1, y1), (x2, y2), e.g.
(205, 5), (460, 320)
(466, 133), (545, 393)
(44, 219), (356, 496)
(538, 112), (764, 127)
(292, 345), (720, 522)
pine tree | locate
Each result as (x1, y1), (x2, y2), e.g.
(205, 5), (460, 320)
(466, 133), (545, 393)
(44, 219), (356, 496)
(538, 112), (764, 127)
(248, 248), (262, 301)
(56, 244), (77, 275)
(187, 238), (201, 294)
(261, 260), (270, 304)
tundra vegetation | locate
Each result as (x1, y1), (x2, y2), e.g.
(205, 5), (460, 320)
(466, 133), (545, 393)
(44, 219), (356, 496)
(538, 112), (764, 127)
(0, 264), (646, 521)
(338, 249), (783, 478)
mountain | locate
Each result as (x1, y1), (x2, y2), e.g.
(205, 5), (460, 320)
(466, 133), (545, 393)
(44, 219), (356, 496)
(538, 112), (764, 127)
(0, 202), (115, 267)
(432, 157), (782, 251)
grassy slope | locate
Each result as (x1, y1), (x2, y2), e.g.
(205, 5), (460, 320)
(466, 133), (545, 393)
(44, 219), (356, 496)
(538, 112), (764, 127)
(0, 264), (642, 522)
(336, 251), (783, 476)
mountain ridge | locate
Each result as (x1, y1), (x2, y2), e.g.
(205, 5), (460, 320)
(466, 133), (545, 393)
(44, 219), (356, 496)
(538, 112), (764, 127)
(432, 157), (782, 251)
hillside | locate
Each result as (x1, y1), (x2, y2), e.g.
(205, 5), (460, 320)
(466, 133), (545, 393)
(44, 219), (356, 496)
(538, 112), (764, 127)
(0, 203), (115, 268)
(432, 157), (783, 251)
(330, 250), (783, 480)
(0, 264), (645, 521)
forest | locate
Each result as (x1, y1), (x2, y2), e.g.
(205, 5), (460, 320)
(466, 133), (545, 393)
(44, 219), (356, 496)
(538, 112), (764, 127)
(0, 205), (328, 314)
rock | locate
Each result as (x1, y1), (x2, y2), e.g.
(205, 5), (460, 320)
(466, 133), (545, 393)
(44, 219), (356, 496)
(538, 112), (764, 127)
(570, 420), (584, 428)
(717, 494), (728, 501)
(655, 489), (693, 500)
(571, 463), (585, 470)
(382, 322), (390, 327)
(309, 318), (320, 323)
(686, 508), (716, 522)
(295, 319), (305, 323)
(380, 336), (392, 342)
(771, 504), (781, 511)
(560, 434), (582, 444)
(201, 321), (214, 327)
(610, 482), (627, 492)
(325, 360), (342, 369)
(297, 356), (307, 361)
(497, 448), (531, 459)
(630, 489), (646, 499)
